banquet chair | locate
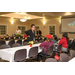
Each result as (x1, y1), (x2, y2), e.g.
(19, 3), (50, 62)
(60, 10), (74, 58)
(0, 44), (11, 49)
(39, 45), (53, 58)
(39, 40), (43, 43)
(70, 50), (75, 59)
(28, 46), (38, 61)
(60, 53), (69, 62)
(45, 58), (57, 62)
(47, 45), (53, 56)
(0, 40), (6, 46)
(10, 37), (14, 40)
(12, 43), (21, 47)
(14, 49), (27, 62)
(8, 40), (15, 47)
(23, 42), (29, 45)
(16, 36), (19, 39)
(23, 40), (27, 44)
(5, 37), (9, 41)
(20, 36), (23, 39)
(56, 44), (62, 56)
(16, 39), (22, 45)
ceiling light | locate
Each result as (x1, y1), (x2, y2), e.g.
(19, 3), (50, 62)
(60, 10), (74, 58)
(0, 15), (5, 16)
(20, 19), (27, 22)
(24, 17), (27, 19)
(27, 17), (30, 19)
(65, 12), (72, 15)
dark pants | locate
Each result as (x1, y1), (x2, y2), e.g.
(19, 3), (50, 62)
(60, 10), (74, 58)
(37, 52), (49, 61)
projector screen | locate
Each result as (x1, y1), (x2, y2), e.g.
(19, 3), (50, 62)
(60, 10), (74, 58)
(61, 18), (75, 32)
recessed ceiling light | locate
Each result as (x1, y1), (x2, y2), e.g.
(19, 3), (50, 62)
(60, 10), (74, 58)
(27, 17), (30, 19)
(65, 12), (72, 15)
(24, 17), (27, 19)
(0, 15), (5, 16)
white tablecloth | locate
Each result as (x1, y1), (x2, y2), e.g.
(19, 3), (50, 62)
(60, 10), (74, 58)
(69, 57), (75, 62)
(6, 39), (24, 45)
(0, 43), (42, 62)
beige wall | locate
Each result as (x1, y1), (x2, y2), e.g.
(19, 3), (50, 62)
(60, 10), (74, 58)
(0, 17), (75, 39)
(27, 18), (75, 39)
(0, 17), (30, 36)
(27, 18), (62, 38)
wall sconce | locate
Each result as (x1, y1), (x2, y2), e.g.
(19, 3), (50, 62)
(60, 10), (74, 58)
(10, 14), (14, 24)
(43, 21), (46, 24)
(60, 20), (61, 23)
(11, 20), (14, 24)
(43, 14), (46, 25)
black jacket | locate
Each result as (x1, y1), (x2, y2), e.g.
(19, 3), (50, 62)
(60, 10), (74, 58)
(25, 29), (35, 42)
(71, 41), (75, 50)
(37, 30), (42, 35)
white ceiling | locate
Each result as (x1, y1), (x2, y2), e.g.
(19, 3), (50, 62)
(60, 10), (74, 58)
(1, 12), (75, 20)
(0, 12), (43, 20)
(38, 12), (75, 17)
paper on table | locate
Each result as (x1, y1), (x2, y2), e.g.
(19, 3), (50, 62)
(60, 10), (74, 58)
(6, 49), (11, 51)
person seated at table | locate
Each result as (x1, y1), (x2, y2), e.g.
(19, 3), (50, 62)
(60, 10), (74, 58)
(36, 29), (42, 37)
(52, 35), (58, 54)
(59, 33), (70, 53)
(15, 27), (21, 35)
(71, 39), (75, 51)
(37, 34), (53, 62)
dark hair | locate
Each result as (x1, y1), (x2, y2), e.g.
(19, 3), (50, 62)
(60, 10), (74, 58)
(44, 37), (47, 41)
(31, 24), (35, 28)
(53, 35), (58, 41)
(48, 38), (52, 42)
(63, 33), (69, 44)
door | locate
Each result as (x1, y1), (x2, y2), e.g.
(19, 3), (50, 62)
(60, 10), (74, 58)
(49, 26), (55, 35)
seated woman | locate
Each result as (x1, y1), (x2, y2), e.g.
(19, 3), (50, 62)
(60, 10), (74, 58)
(71, 39), (75, 51)
(52, 35), (58, 54)
(37, 34), (53, 62)
(59, 33), (70, 53)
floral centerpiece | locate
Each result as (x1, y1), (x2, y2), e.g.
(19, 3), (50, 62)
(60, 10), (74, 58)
(0, 37), (2, 40)
(29, 41), (34, 47)
(24, 34), (28, 40)
(41, 35), (43, 38)
(16, 33), (21, 37)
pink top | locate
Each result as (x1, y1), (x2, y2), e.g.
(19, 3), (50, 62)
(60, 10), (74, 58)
(39, 41), (53, 53)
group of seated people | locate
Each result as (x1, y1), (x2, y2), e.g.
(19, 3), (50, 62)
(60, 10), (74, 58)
(37, 33), (71, 62)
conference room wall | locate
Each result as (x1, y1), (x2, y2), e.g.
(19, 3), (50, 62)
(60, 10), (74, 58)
(27, 19), (75, 39)
(0, 17), (75, 39)
(0, 17), (30, 36)
(26, 18), (63, 38)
